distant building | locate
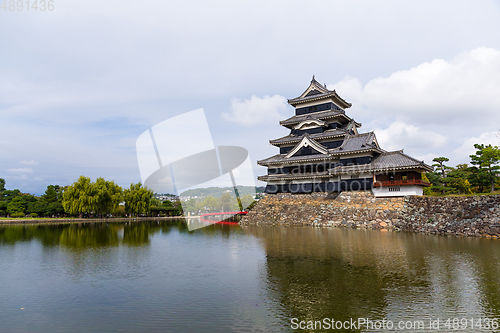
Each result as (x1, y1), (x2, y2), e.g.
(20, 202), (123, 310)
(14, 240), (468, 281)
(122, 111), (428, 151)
(155, 194), (179, 202)
(258, 76), (432, 197)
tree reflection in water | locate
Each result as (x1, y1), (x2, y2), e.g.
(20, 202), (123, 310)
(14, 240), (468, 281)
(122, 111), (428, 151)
(0, 219), (245, 248)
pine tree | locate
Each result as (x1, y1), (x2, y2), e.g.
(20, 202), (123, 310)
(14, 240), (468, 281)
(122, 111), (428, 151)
(430, 157), (453, 194)
(469, 144), (500, 193)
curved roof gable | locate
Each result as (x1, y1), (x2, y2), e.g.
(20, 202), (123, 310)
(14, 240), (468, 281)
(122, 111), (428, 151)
(296, 76), (330, 98)
(280, 110), (361, 128)
(285, 134), (328, 158)
(293, 119), (326, 130)
(269, 128), (348, 146)
(288, 76), (352, 109)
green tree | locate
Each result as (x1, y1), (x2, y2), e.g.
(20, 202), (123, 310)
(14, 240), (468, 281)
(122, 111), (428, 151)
(123, 182), (153, 216)
(149, 197), (182, 217)
(162, 200), (174, 210)
(195, 199), (205, 213)
(16, 185), (66, 217)
(467, 166), (489, 193)
(219, 192), (236, 211)
(422, 173), (433, 195)
(469, 144), (500, 193)
(164, 200), (183, 216)
(432, 157), (452, 178)
(2, 189), (21, 203)
(149, 197), (163, 216)
(93, 178), (123, 216)
(62, 176), (98, 218)
(181, 198), (197, 214)
(446, 164), (472, 194)
(0, 201), (8, 216)
(27, 200), (48, 217)
(240, 194), (254, 210)
(202, 196), (218, 212)
(42, 185), (66, 216)
(0, 178), (5, 216)
(427, 172), (452, 195)
(63, 177), (126, 217)
(7, 197), (27, 216)
(430, 157), (454, 194)
(0, 179), (42, 216)
(21, 194), (38, 215)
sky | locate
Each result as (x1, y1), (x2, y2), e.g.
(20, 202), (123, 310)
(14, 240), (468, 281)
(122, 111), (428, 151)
(1, 0), (500, 194)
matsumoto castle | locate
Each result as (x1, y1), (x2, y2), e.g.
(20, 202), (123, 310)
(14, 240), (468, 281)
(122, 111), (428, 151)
(258, 76), (432, 197)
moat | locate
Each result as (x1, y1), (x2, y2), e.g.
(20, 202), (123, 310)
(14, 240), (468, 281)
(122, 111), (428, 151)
(1, 220), (500, 332)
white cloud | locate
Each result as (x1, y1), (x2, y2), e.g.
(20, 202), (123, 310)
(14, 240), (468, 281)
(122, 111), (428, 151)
(20, 160), (39, 165)
(7, 168), (34, 174)
(325, 47), (500, 168)
(332, 47), (500, 127)
(454, 132), (500, 161)
(374, 121), (447, 151)
(221, 95), (288, 127)
(15, 174), (29, 180)
(412, 153), (440, 167)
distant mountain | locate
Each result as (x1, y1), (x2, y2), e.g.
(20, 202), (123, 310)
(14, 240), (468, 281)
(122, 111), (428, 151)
(180, 186), (264, 198)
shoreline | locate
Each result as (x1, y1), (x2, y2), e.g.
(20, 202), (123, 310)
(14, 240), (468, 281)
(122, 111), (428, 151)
(0, 216), (200, 225)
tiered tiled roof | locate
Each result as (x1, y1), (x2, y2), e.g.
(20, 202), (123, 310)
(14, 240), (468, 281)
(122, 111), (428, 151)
(328, 151), (433, 175)
(258, 133), (383, 166)
(287, 77), (352, 109)
(280, 110), (344, 126)
(336, 133), (377, 152)
(257, 153), (332, 166)
(371, 151), (432, 171)
(258, 151), (432, 182)
(270, 128), (348, 145)
(258, 171), (330, 182)
(279, 111), (362, 128)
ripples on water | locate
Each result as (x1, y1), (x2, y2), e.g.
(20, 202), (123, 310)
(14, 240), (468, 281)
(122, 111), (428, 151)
(0, 220), (499, 332)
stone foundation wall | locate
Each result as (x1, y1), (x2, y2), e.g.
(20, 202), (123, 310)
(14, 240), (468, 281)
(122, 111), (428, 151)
(241, 191), (404, 230)
(398, 195), (500, 238)
(240, 192), (500, 238)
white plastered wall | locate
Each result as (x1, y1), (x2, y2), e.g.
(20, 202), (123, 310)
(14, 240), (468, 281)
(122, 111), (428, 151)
(372, 185), (424, 197)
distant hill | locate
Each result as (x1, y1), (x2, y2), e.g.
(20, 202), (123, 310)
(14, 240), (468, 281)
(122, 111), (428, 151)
(180, 186), (264, 198)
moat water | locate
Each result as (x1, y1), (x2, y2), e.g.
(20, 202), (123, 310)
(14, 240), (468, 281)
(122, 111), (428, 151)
(1, 220), (499, 332)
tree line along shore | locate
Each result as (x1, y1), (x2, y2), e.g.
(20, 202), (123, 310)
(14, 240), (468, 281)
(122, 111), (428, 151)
(0, 177), (258, 220)
(0, 176), (182, 219)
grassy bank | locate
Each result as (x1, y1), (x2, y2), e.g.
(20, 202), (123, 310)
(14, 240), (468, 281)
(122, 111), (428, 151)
(0, 216), (197, 224)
